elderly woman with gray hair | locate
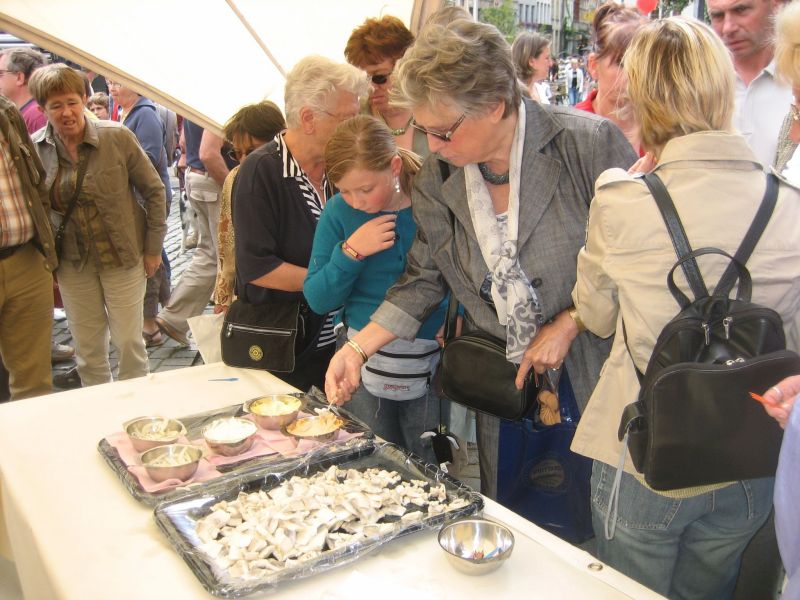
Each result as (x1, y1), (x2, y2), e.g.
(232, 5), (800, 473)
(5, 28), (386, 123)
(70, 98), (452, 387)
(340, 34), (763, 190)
(233, 55), (367, 392)
(326, 15), (637, 496)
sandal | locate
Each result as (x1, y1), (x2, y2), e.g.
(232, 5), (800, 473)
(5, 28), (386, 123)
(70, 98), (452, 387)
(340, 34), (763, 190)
(143, 330), (164, 347)
(53, 366), (82, 389)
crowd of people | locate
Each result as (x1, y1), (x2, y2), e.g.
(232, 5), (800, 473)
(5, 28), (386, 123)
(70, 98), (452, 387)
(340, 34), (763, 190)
(1, 2), (799, 598)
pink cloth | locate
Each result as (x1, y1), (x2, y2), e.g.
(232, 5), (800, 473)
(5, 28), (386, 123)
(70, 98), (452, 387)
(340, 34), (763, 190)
(105, 432), (222, 493)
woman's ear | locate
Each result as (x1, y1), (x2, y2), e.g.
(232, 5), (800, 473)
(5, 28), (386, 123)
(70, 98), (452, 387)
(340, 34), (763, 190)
(587, 53), (599, 80)
(390, 154), (402, 179)
(298, 106), (315, 134)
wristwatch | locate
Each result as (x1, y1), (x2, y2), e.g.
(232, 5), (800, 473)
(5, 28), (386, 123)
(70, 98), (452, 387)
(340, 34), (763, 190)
(341, 241), (364, 261)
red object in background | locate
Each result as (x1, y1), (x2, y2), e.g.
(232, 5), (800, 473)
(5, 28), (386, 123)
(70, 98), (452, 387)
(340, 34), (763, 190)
(637, 0), (658, 14)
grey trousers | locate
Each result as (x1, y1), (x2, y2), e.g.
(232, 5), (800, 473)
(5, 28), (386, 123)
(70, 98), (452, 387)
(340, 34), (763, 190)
(158, 171), (220, 335)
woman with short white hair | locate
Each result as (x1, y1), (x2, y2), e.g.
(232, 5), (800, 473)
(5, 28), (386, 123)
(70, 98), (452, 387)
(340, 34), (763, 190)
(233, 56), (367, 391)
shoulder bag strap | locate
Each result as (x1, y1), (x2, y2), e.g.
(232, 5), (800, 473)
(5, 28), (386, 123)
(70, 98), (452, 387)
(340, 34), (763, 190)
(54, 150), (90, 241)
(643, 173), (709, 301)
(714, 173), (779, 297)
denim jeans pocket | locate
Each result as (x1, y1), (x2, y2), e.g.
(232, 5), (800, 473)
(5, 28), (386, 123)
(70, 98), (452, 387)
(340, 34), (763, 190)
(591, 461), (681, 531)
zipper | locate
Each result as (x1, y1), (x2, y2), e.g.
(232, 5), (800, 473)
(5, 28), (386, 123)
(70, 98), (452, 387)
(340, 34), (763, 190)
(225, 323), (292, 338)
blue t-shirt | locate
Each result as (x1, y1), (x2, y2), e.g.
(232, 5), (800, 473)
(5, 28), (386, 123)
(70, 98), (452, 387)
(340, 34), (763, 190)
(304, 194), (446, 340)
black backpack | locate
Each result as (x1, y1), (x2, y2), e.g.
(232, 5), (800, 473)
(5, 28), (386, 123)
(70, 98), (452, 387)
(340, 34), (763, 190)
(618, 173), (800, 490)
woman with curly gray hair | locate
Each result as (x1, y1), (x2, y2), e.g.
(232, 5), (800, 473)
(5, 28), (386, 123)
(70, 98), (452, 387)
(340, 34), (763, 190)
(326, 14), (637, 497)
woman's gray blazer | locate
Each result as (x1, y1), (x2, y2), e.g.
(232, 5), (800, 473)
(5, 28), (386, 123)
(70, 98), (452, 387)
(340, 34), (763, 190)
(371, 99), (638, 410)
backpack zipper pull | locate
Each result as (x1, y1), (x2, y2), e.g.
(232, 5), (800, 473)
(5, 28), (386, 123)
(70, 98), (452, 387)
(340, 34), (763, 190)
(702, 322), (710, 345)
(723, 316), (732, 340)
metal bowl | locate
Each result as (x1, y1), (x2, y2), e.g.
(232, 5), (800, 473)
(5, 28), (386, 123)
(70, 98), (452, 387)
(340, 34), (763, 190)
(283, 413), (344, 443)
(202, 417), (258, 456)
(243, 395), (302, 430)
(438, 518), (514, 575)
(125, 416), (186, 452)
(140, 443), (203, 483)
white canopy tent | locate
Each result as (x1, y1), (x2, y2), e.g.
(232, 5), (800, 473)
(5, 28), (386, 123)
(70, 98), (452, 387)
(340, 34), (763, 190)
(0, 0), (441, 135)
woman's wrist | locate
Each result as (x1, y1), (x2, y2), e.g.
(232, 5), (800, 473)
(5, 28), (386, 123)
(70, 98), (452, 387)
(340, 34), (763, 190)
(564, 306), (584, 337)
(345, 339), (368, 364)
(341, 241), (364, 261)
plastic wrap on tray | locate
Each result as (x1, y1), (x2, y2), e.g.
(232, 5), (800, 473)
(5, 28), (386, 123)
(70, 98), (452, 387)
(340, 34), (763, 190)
(97, 389), (375, 506)
(154, 442), (483, 597)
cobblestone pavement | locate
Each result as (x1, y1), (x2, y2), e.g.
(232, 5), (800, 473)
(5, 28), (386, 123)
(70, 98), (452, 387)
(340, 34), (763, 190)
(51, 179), (211, 385)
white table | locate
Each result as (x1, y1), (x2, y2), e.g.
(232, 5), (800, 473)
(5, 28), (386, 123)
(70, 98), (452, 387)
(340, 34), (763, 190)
(0, 363), (664, 599)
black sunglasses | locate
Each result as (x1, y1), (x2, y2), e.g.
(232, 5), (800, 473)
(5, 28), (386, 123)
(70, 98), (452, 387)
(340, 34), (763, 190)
(370, 73), (391, 85)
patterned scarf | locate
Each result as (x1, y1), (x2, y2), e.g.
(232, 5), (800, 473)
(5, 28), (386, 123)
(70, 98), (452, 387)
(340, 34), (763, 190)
(463, 103), (543, 363)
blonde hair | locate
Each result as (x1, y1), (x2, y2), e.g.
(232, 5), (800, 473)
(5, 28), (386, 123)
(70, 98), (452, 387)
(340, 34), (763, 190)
(283, 56), (368, 129)
(324, 115), (421, 196)
(624, 17), (734, 152)
(391, 15), (520, 118)
(28, 63), (86, 106)
(775, 0), (800, 86)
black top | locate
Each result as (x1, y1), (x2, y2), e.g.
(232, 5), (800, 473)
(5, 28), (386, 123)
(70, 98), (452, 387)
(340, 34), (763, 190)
(233, 134), (336, 346)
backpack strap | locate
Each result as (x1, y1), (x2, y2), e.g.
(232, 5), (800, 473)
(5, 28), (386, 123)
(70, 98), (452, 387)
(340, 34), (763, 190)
(643, 173), (709, 302)
(714, 173), (779, 297)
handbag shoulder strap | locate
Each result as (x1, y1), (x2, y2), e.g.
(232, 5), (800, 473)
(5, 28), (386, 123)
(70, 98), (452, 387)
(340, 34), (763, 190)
(54, 150), (90, 238)
(643, 172), (709, 300)
(714, 173), (779, 296)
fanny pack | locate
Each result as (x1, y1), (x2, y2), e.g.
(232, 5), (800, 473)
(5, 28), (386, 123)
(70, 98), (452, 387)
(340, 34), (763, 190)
(349, 327), (440, 401)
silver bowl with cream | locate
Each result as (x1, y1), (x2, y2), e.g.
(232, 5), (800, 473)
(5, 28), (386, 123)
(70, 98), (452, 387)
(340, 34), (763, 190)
(140, 443), (203, 483)
(202, 417), (258, 456)
(243, 394), (302, 430)
(125, 416), (186, 452)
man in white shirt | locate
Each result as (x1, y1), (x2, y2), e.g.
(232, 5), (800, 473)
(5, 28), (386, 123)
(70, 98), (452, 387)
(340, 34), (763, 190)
(708, 0), (791, 170)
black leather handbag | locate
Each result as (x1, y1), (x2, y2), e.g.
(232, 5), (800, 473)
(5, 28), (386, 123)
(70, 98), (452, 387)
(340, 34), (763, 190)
(439, 292), (537, 421)
(220, 298), (324, 372)
(618, 173), (799, 490)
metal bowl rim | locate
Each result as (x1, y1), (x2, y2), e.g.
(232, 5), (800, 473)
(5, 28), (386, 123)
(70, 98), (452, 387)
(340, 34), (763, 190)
(140, 443), (203, 467)
(437, 517), (515, 563)
(201, 417), (258, 444)
(124, 416), (187, 440)
(242, 394), (305, 417)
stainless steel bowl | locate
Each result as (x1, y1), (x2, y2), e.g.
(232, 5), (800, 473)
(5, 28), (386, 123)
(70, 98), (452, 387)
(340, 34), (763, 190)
(438, 518), (514, 575)
(125, 416), (186, 452)
(283, 414), (343, 443)
(202, 417), (258, 456)
(243, 395), (302, 430)
(140, 443), (203, 483)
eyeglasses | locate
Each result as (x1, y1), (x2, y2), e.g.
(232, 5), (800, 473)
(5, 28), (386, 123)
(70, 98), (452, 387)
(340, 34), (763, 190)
(369, 72), (391, 85)
(107, 81), (122, 88)
(319, 109), (357, 122)
(411, 113), (466, 142)
(0, 70), (17, 77)
(226, 146), (259, 162)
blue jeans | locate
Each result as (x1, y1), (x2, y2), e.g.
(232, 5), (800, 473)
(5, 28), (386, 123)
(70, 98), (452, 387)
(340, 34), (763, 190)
(568, 87), (580, 106)
(346, 383), (444, 466)
(591, 460), (773, 599)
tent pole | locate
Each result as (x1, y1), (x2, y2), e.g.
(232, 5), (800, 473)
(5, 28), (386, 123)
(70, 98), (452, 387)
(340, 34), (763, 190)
(226, 0), (286, 78)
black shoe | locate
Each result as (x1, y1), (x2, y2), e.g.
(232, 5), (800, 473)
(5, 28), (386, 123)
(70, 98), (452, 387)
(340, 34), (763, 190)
(53, 366), (82, 389)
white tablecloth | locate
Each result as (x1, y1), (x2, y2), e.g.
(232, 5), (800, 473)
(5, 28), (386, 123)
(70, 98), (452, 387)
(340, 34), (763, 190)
(0, 363), (664, 599)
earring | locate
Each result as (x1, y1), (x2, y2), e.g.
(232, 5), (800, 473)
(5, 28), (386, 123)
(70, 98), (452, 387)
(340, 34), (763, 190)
(394, 178), (401, 193)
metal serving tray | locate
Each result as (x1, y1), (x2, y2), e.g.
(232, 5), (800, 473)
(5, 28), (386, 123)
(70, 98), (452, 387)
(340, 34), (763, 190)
(98, 391), (374, 506)
(154, 443), (483, 597)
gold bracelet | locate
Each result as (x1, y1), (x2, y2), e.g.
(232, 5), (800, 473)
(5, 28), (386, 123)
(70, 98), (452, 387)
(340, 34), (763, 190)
(568, 306), (586, 333)
(346, 339), (368, 364)
(341, 241), (364, 261)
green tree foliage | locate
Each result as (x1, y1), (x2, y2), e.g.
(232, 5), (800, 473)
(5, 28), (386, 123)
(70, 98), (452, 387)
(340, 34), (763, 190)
(481, 0), (519, 42)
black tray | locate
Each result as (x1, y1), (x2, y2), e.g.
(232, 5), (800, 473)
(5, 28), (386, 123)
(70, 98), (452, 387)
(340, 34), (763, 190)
(154, 443), (483, 597)
(98, 391), (374, 506)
